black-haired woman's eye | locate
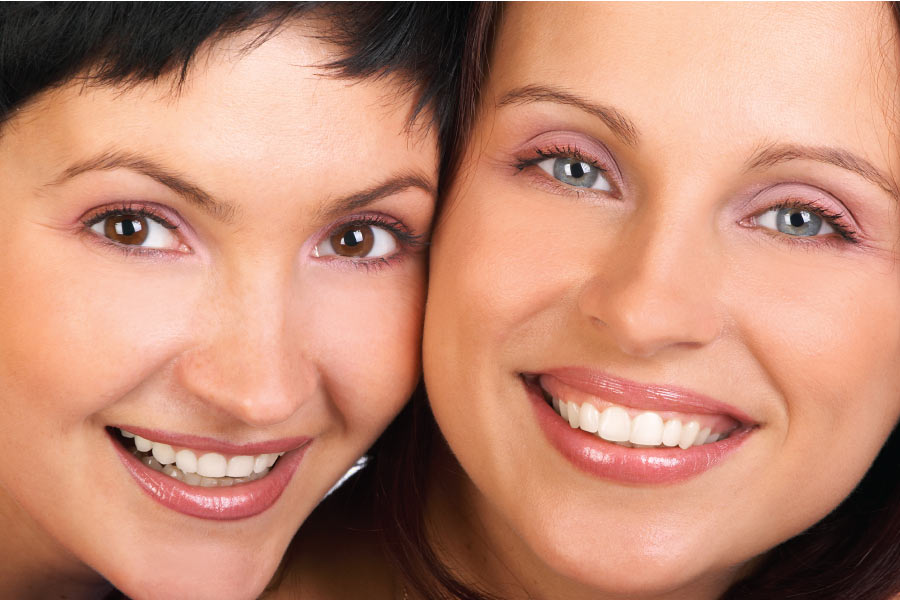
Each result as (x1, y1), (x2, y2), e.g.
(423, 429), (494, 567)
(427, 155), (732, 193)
(315, 223), (398, 259)
(90, 213), (179, 248)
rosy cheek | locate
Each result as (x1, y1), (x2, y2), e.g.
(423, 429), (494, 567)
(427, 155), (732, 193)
(0, 226), (200, 420)
(301, 265), (426, 428)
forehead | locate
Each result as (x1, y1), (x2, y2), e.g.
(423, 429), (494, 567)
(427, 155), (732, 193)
(490, 3), (899, 168)
(6, 25), (436, 206)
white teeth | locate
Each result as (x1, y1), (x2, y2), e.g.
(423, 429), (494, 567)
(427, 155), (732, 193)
(597, 406), (631, 442)
(197, 453), (227, 478)
(125, 430), (284, 484)
(696, 427), (712, 446)
(226, 455), (254, 478)
(567, 402), (581, 429)
(151, 443), (176, 465)
(552, 400), (728, 449)
(679, 421), (701, 449)
(579, 403), (600, 433)
(662, 419), (682, 447)
(253, 455), (269, 474)
(630, 412), (664, 446)
(175, 449), (198, 474)
(134, 435), (153, 453)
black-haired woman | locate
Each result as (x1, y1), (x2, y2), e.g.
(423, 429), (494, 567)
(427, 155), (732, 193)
(0, 3), (474, 599)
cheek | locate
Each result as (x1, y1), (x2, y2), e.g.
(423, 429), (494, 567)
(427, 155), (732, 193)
(305, 265), (426, 431)
(0, 227), (200, 431)
(729, 250), (900, 510)
(430, 182), (585, 357)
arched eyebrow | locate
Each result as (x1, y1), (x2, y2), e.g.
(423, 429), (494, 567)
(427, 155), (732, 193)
(745, 142), (899, 200)
(314, 173), (436, 223)
(48, 149), (237, 223)
(47, 149), (436, 223)
(497, 84), (640, 147)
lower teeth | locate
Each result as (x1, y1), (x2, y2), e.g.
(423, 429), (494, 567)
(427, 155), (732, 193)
(134, 450), (270, 487)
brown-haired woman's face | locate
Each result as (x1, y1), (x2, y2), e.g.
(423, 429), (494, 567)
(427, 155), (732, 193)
(0, 27), (435, 600)
(424, 3), (900, 597)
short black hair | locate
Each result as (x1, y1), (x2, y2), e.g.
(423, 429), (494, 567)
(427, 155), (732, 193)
(0, 1), (474, 156)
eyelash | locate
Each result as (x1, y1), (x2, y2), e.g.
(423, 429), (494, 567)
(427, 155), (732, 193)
(82, 204), (428, 269)
(319, 213), (428, 272)
(514, 144), (617, 197)
(756, 199), (859, 247)
(515, 145), (861, 249)
(82, 203), (182, 257)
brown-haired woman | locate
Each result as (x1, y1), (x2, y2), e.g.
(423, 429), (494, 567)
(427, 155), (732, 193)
(334, 3), (900, 600)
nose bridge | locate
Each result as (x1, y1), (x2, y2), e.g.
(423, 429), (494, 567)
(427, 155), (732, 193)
(580, 202), (722, 357)
(176, 258), (314, 426)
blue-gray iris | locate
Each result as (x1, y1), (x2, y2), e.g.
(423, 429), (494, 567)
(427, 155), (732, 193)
(777, 208), (822, 236)
(553, 158), (599, 188)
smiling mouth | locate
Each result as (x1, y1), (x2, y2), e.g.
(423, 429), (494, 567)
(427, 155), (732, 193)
(528, 375), (746, 449)
(111, 427), (285, 487)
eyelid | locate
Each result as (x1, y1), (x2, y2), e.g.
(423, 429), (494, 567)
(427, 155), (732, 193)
(742, 183), (860, 243)
(80, 201), (192, 255)
(513, 130), (624, 196)
(310, 212), (427, 273)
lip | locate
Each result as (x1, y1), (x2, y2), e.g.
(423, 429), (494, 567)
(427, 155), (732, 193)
(108, 428), (311, 520)
(538, 367), (757, 423)
(111, 425), (309, 455)
(524, 370), (756, 484)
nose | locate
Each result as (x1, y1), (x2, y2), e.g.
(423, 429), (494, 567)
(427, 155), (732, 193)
(578, 209), (723, 358)
(175, 263), (316, 427)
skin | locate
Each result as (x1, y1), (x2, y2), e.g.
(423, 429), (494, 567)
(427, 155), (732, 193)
(0, 24), (435, 600)
(423, 3), (900, 600)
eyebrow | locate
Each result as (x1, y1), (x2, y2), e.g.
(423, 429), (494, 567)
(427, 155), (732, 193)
(745, 143), (899, 199)
(49, 150), (436, 223)
(49, 149), (237, 223)
(315, 173), (436, 222)
(497, 84), (640, 147)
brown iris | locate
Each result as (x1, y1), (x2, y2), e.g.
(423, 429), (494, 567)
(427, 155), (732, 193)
(329, 224), (374, 257)
(104, 214), (149, 245)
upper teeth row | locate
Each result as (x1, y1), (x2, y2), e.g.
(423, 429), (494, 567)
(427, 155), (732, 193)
(121, 429), (284, 478)
(552, 398), (723, 449)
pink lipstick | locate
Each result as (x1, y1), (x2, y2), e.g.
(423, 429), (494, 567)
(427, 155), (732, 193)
(109, 427), (311, 520)
(525, 368), (757, 484)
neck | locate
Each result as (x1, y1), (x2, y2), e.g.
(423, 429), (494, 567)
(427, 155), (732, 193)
(0, 486), (112, 600)
(423, 442), (740, 600)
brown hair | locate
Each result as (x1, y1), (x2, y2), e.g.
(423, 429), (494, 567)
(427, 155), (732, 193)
(369, 3), (900, 599)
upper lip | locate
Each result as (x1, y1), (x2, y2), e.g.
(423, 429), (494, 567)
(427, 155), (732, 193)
(529, 367), (758, 425)
(110, 425), (310, 454)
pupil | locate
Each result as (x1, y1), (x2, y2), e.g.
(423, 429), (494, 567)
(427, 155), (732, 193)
(342, 230), (364, 247)
(789, 212), (807, 228)
(117, 219), (141, 237)
(570, 162), (586, 178)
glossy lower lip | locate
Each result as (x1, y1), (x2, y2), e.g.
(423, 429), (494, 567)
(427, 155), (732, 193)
(525, 379), (754, 484)
(109, 430), (311, 520)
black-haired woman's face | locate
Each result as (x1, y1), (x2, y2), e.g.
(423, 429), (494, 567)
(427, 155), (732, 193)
(424, 3), (900, 598)
(0, 27), (435, 599)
